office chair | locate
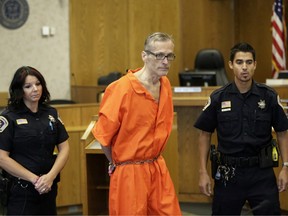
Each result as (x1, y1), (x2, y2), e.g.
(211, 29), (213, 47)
(194, 49), (229, 86)
(97, 71), (123, 102)
(97, 71), (122, 86)
(46, 99), (76, 105)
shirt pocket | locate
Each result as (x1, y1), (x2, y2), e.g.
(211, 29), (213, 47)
(14, 129), (38, 143)
(217, 112), (239, 136)
(254, 113), (271, 136)
(46, 121), (57, 135)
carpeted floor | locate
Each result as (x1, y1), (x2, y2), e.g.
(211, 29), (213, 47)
(180, 202), (256, 215)
(180, 202), (212, 215)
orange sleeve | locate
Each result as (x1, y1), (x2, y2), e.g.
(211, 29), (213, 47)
(92, 83), (122, 147)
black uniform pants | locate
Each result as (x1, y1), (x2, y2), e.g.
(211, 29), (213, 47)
(7, 179), (58, 215)
(212, 166), (280, 215)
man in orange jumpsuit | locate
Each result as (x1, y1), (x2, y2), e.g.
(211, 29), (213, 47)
(92, 32), (182, 215)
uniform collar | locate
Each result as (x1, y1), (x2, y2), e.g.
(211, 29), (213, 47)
(229, 80), (261, 96)
(11, 102), (48, 115)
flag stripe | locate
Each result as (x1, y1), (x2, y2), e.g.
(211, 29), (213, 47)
(272, 38), (283, 57)
(272, 0), (286, 78)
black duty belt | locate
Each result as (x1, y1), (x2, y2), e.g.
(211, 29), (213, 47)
(221, 155), (259, 167)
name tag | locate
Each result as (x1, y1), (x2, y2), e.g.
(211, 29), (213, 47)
(16, 119), (28, 125)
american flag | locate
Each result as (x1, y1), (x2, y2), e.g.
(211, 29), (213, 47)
(272, 0), (286, 78)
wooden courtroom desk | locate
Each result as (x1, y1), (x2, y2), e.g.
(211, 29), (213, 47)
(51, 103), (100, 215)
(80, 113), (179, 215)
(267, 85), (288, 99)
(172, 87), (218, 203)
(71, 85), (288, 104)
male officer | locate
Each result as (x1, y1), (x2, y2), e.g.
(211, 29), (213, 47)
(194, 42), (288, 215)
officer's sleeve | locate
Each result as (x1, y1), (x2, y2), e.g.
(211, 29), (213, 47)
(272, 94), (288, 132)
(0, 115), (13, 152)
(53, 110), (69, 145)
(194, 96), (218, 133)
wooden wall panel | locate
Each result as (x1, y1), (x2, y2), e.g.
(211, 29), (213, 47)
(180, 0), (234, 83)
(0, 92), (8, 107)
(70, 0), (129, 86)
(70, 0), (182, 87)
(234, 0), (275, 83)
(127, 0), (181, 86)
(70, 0), (234, 88)
(70, 0), (283, 92)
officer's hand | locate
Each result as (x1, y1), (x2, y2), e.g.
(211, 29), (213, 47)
(34, 174), (53, 194)
(278, 167), (288, 192)
(199, 171), (212, 196)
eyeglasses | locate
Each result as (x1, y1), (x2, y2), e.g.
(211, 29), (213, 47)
(145, 50), (176, 61)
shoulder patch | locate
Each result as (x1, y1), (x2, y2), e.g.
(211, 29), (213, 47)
(203, 97), (211, 111)
(0, 116), (9, 132)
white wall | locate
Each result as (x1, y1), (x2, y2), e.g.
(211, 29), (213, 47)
(0, 0), (70, 100)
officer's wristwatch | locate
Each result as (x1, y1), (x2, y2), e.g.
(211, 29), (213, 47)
(283, 162), (288, 167)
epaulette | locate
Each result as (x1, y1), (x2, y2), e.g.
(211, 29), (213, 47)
(210, 82), (232, 96)
(255, 82), (277, 94)
(1, 108), (10, 115)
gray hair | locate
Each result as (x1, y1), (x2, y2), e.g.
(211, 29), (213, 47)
(144, 32), (174, 51)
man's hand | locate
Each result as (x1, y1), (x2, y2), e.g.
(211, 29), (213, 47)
(199, 171), (212, 196)
(278, 166), (288, 192)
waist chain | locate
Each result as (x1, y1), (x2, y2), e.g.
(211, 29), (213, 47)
(115, 155), (160, 166)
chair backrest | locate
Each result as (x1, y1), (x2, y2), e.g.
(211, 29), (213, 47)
(195, 49), (224, 70)
(97, 71), (122, 86)
(46, 99), (76, 105)
(194, 49), (229, 86)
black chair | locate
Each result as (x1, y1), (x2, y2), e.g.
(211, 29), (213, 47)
(46, 99), (76, 105)
(97, 71), (123, 102)
(97, 71), (122, 86)
(194, 49), (229, 86)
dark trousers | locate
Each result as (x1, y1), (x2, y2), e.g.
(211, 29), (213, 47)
(7, 179), (58, 215)
(212, 166), (280, 215)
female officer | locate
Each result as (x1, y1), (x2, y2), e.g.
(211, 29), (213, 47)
(0, 66), (69, 215)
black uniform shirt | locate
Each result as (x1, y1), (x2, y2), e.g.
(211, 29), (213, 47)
(194, 81), (288, 155)
(0, 103), (69, 175)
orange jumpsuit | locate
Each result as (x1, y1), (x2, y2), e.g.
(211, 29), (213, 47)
(92, 68), (181, 215)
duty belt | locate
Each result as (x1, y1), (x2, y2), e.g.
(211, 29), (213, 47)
(115, 155), (160, 166)
(221, 155), (259, 167)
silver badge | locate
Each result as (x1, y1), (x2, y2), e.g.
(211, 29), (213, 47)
(48, 115), (56, 123)
(258, 100), (266, 109)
